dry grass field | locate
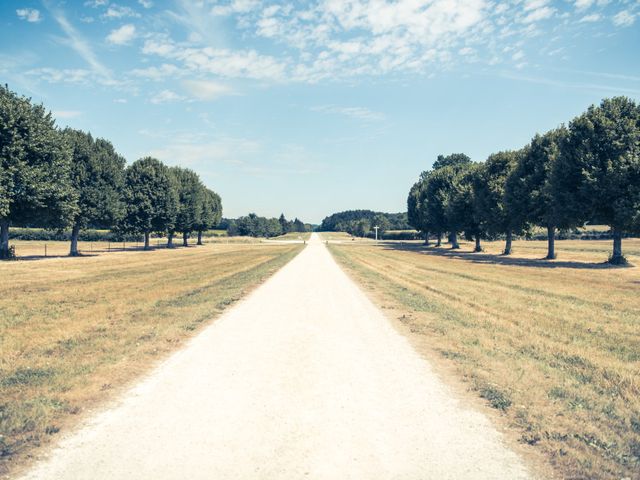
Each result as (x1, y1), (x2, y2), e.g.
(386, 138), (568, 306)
(7, 235), (265, 258)
(271, 232), (312, 241)
(326, 236), (640, 480)
(0, 241), (303, 475)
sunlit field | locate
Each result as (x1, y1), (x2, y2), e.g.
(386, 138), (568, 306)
(270, 232), (312, 241)
(327, 236), (640, 480)
(6, 235), (271, 258)
(0, 242), (303, 475)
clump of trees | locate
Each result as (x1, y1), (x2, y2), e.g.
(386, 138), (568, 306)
(226, 213), (310, 238)
(319, 210), (411, 237)
(0, 85), (222, 258)
(408, 97), (640, 264)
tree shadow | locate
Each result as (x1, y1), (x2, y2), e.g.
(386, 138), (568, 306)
(377, 242), (633, 270)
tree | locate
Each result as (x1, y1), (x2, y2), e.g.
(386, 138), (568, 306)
(120, 157), (178, 249)
(423, 165), (460, 247)
(372, 213), (391, 237)
(354, 219), (370, 237)
(432, 153), (472, 171)
(408, 171), (437, 245)
(558, 97), (640, 264)
(0, 85), (77, 259)
(505, 128), (569, 259)
(193, 189), (222, 245)
(64, 129), (126, 256)
(474, 150), (520, 254)
(292, 218), (305, 233)
(278, 213), (292, 234)
(169, 167), (205, 247)
(446, 163), (483, 251)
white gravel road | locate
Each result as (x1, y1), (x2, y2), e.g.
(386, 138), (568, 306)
(20, 233), (535, 480)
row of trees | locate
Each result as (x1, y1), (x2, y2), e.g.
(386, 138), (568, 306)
(319, 210), (411, 237)
(225, 213), (310, 238)
(0, 85), (222, 258)
(407, 97), (640, 264)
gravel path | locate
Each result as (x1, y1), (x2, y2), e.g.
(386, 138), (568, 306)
(20, 233), (535, 480)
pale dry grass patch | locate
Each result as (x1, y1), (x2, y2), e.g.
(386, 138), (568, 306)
(0, 242), (302, 475)
(329, 237), (640, 480)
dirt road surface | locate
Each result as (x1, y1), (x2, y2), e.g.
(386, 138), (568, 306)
(19, 233), (535, 480)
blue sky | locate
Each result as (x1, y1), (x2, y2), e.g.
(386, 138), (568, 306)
(2, 0), (639, 223)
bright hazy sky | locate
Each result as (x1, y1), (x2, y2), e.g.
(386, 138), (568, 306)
(1, 0), (639, 222)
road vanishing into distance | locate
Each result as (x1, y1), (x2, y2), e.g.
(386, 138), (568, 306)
(20, 234), (534, 480)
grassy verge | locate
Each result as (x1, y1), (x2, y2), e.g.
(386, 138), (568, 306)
(270, 232), (311, 241)
(0, 242), (302, 475)
(328, 238), (640, 480)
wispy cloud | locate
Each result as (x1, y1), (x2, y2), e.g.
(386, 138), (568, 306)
(16, 8), (42, 23)
(103, 4), (141, 19)
(106, 24), (136, 45)
(149, 89), (184, 104)
(142, 37), (286, 81)
(612, 10), (636, 27)
(499, 71), (640, 96)
(312, 105), (385, 122)
(182, 79), (236, 100)
(47, 4), (113, 82)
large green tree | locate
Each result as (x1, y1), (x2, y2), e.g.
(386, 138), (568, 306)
(473, 150), (521, 254)
(0, 85), (77, 258)
(446, 163), (483, 251)
(504, 128), (570, 259)
(169, 167), (205, 247)
(407, 172), (433, 244)
(64, 129), (126, 256)
(120, 157), (178, 249)
(558, 96), (640, 264)
(193, 189), (222, 245)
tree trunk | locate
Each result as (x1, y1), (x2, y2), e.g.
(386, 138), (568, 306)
(424, 232), (430, 246)
(450, 232), (460, 249)
(167, 231), (174, 248)
(436, 232), (442, 247)
(69, 224), (81, 256)
(144, 232), (150, 250)
(610, 227), (625, 264)
(197, 231), (203, 246)
(0, 220), (9, 260)
(503, 230), (513, 255)
(473, 235), (482, 252)
(546, 225), (556, 259)
(183, 232), (188, 247)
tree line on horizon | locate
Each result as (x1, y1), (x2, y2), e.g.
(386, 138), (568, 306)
(407, 96), (640, 264)
(0, 85), (222, 259)
(319, 210), (411, 237)
(219, 213), (312, 238)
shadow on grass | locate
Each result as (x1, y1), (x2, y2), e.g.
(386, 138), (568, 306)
(377, 242), (633, 270)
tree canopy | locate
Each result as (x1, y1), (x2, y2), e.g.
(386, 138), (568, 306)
(408, 96), (640, 262)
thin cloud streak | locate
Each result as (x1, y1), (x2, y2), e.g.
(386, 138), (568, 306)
(45, 2), (112, 82)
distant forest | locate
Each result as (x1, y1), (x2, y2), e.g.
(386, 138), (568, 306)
(319, 210), (412, 237)
(219, 213), (313, 238)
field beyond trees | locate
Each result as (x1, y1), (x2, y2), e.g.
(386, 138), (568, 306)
(326, 236), (639, 480)
(0, 241), (302, 475)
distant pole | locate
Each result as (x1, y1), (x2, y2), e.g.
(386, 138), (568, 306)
(45, 244), (47, 257)
(374, 226), (379, 242)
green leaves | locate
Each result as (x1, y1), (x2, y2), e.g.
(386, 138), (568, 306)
(120, 157), (179, 236)
(0, 85), (77, 230)
(64, 129), (126, 230)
